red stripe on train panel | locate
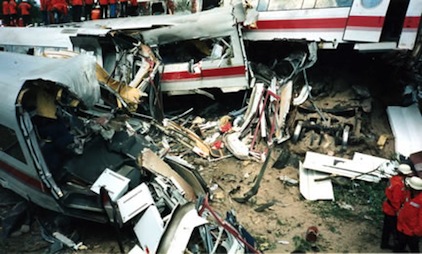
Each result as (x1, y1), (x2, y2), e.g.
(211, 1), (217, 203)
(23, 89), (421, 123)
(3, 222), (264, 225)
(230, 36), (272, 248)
(255, 16), (391, 30)
(255, 18), (348, 29)
(161, 66), (246, 81)
(403, 16), (421, 29)
(347, 16), (385, 28)
(0, 160), (44, 191)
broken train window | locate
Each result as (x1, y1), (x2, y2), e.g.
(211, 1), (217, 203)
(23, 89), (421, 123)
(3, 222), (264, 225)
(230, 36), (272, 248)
(259, 0), (353, 11)
(158, 36), (233, 65)
(0, 125), (26, 164)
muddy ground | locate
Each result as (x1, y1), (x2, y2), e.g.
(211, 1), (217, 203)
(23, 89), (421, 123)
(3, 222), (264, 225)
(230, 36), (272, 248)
(0, 49), (419, 253)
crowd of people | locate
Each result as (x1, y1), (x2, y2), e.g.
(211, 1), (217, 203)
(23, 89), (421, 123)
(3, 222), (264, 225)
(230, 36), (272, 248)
(2, 0), (168, 26)
(2, 0), (32, 26)
(381, 164), (422, 252)
(39, 0), (142, 24)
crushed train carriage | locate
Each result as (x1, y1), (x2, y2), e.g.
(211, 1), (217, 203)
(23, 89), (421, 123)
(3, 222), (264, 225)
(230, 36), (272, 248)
(0, 51), (259, 253)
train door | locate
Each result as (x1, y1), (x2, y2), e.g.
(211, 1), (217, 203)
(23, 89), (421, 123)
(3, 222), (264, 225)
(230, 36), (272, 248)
(343, 0), (391, 42)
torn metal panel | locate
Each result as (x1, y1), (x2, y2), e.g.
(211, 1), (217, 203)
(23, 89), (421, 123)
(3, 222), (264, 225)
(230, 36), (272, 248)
(274, 80), (292, 143)
(302, 151), (382, 182)
(299, 162), (334, 201)
(128, 245), (146, 254)
(156, 203), (208, 253)
(117, 183), (154, 223)
(90, 168), (130, 201)
(240, 82), (265, 133)
(0, 51), (100, 108)
(164, 156), (207, 197)
(352, 152), (395, 178)
(386, 104), (422, 158)
(43, 50), (143, 111)
(133, 205), (164, 254)
(141, 148), (196, 201)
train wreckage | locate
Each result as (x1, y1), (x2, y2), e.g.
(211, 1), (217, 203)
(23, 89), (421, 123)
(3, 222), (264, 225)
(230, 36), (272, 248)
(1, 1), (422, 253)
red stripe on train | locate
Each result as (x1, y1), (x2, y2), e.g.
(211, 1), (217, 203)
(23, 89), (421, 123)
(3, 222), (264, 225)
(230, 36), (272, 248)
(255, 16), (393, 30)
(161, 66), (246, 81)
(0, 160), (44, 191)
(403, 16), (421, 29)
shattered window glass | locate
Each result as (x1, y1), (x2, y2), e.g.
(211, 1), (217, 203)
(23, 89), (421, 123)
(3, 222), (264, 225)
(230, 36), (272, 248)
(159, 37), (232, 64)
(265, 0), (352, 10)
(361, 0), (382, 8)
(0, 125), (26, 164)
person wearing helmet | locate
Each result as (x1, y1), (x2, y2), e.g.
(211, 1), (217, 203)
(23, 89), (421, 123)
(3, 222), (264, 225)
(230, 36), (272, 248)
(380, 164), (413, 249)
(395, 176), (422, 252)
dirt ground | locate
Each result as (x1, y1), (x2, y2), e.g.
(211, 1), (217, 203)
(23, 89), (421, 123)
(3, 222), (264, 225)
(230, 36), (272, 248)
(0, 49), (417, 253)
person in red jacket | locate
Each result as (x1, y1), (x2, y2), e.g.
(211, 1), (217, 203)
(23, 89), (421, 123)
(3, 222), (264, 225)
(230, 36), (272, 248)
(51, 0), (68, 23)
(71, 0), (82, 21)
(17, 0), (31, 26)
(8, 0), (17, 26)
(380, 164), (413, 249)
(2, 0), (10, 26)
(395, 176), (422, 252)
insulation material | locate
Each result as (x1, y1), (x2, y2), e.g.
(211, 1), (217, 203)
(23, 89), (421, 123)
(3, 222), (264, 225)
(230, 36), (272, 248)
(141, 149), (196, 201)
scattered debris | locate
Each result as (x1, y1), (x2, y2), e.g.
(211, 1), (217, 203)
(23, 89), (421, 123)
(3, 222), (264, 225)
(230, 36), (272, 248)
(233, 147), (273, 203)
(254, 200), (276, 212)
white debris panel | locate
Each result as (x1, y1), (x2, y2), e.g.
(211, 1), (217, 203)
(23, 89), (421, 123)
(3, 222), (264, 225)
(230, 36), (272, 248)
(302, 151), (391, 183)
(299, 162), (334, 201)
(387, 104), (422, 158)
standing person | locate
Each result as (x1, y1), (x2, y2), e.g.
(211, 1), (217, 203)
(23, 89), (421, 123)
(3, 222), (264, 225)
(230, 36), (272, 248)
(395, 176), (422, 252)
(51, 0), (68, 23)
(17, 0), (31, 26)
(71, 0), (82, 21)
(40, 0), (50, 25)
(98, 0), (108, 18)
(128, 0), (137, 16)
(118, 0), (127, 17)
(8, 0), (17, 26)
(381, 164), (413, 249)
(2, 0), (9, 26)
(108, 0), (116, 18)
(84, 0), (93, 20)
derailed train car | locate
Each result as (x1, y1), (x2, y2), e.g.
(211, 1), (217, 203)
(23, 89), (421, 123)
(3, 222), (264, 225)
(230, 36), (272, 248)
(0, 52), (259, 253)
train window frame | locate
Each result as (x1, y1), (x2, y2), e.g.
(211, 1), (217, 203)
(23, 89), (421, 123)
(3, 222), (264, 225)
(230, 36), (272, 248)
(0, 124), (27, 164)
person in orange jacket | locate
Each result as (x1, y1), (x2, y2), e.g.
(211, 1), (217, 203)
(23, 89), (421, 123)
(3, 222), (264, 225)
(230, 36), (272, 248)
(2, 0), (10, 26)
(84, 0), (93, 20)
(51, 0), (68, 23)
(71, 0), (82, 21)
(8, 0), (17, 26)
(98, 0), (108, 18)
(17, 0), (31, 26)
(380, 164), (413, 249)
(395, 176), (422, 252)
